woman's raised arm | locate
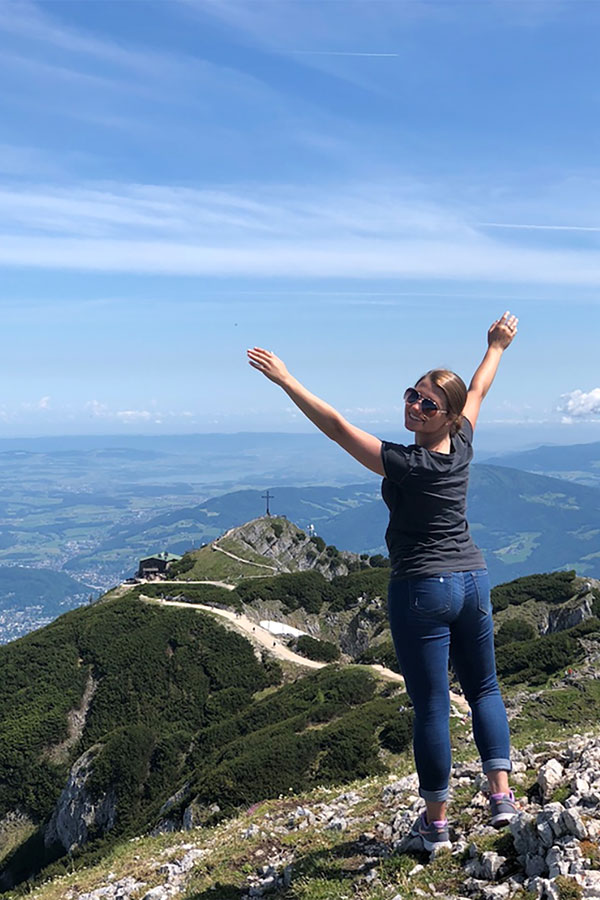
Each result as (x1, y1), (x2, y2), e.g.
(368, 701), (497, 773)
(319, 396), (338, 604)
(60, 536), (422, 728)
(462, 311), (518, 430)
(247, 347), (384, 476)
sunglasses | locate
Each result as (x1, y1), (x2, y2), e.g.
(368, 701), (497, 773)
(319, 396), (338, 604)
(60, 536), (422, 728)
(404, 387), (448, 417)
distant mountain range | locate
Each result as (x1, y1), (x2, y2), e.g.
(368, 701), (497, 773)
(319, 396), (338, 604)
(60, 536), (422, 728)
(62, 463), (600, 587)
(317, 464), (600, 585)
(486, 440), (600, 488)
(3, 434), (600, 629)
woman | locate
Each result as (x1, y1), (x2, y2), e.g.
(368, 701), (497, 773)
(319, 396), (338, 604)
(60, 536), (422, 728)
(247, 311), (518, 850)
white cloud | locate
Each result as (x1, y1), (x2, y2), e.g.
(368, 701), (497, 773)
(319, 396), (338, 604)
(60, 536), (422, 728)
(83, 401), (195, 425)
(558, 389), (600, 420)
(20, 395), (52, 412)
(85, 400), (110, 418)
(1, 178), (600, 285)
(115, 410), (153, 422)
(2, 231), (600, 286)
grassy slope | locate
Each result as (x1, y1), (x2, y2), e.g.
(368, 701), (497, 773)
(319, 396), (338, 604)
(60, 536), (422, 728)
(2, 571), (600, 894)
(177, 544), (273, 582)
(10, 691), (600, 900)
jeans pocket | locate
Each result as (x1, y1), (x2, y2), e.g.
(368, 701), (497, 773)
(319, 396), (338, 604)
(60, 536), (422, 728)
(471, 569), (491, 614)
(408, 574), (453, 617)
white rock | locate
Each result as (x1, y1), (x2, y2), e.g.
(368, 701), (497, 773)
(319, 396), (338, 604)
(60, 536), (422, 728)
(142, 889), (170, 900)
(481, 884), (511, 900)
(180, 848), (205, 871)
(525, 876), (549, 899)
(510, 812), (538, 857)
(473, 773), (488, 792)
(546, 847), (571, 879)
(537, 759), (564, 800)
(158, 863), (181, 879)
(572, 776), (590, 795)
(583, 871), (600, 898)
(480, 851), (506, 881)
(561, 807), (588, 838)
(382, 774), (419, 800)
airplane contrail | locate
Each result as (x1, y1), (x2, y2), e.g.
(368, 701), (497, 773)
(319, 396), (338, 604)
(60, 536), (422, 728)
(291, 50), (399, 57)
(479, 222), (600, 233)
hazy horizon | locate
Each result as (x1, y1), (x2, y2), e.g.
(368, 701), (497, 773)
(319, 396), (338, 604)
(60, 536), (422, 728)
(1, 422), (600, 456)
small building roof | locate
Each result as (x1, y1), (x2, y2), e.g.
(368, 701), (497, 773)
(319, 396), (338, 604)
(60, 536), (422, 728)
(139, 551), (182, 564)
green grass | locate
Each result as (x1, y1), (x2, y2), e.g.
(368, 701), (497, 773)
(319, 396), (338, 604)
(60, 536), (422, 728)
(511, 677), (600, 745)
(179, 546), (273, 582)
(218, 537), (279, 568)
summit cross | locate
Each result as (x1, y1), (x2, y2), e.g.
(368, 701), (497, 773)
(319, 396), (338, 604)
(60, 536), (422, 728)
(262, 490), (274, 516)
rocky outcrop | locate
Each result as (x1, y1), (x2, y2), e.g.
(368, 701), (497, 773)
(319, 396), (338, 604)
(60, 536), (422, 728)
(547, 592), (594, 633)
(55, 732), (600, 900)
(44, 671), (98, 765)
(216, 517), (362, 579)
(44, 745), (116, 853)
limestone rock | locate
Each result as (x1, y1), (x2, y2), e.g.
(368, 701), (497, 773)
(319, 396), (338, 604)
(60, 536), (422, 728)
(537, 759), (564, 800)
(44, 745), (116, 853)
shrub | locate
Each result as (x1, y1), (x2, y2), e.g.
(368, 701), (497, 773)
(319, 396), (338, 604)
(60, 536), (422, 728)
(296, 635), (340, 662)
(357, 639), (400, 674)
(495, 617), (537, 647)
(379, 712), (413, 753)
(329, 568), (390, 612)
(491, 571), (576, 613)
(271, 521), (283, 539)
(167, 553), (196, 577)
(495, 621), (593, 685)
(309, 535), (326, 552)
(236, 571), (334, 614)
(369, 554), (390, 568)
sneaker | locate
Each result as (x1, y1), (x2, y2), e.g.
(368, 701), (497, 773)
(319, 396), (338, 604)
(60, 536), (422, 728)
(489, 790), (517, 828)
(410, 812), (452, 851)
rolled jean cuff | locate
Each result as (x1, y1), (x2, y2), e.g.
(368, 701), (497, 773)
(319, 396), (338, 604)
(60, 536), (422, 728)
(482, 757), (512, 774)
(419, 786), (449, 802)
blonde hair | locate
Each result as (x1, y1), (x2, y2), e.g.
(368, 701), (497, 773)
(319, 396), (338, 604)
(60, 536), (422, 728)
(416, 369), (467, 435)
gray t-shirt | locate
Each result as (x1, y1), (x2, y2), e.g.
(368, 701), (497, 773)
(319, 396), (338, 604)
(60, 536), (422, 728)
(381, 417), (485, 579)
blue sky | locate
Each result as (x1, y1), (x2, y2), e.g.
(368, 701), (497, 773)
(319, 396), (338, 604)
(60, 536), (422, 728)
(2, 0), (600, 444)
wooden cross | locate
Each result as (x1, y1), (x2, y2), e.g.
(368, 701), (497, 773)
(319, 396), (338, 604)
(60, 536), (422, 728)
(262, 490), (274, 516)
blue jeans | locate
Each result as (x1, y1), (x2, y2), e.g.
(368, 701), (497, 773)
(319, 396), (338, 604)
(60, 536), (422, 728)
(387, 569), (511, 802)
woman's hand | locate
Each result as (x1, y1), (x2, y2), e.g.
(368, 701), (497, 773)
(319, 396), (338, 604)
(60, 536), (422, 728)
(488, 311), (518, 350)
(247, 347), (290, 386)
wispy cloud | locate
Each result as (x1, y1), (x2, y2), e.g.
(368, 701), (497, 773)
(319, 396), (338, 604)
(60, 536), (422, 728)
(1, 178), (600, 286)
(0, 0), (289, 141)
(480, 222), (600, 233)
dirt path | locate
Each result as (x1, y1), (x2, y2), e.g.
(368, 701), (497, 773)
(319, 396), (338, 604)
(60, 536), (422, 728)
(144, 596), (469, 711)
(157, 579), (236, 590)
(145, 597), (322, 668)
(211, 543), (277, 572)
